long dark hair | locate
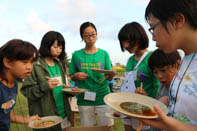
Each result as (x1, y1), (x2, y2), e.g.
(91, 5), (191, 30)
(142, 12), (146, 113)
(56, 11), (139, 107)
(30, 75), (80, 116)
(39, 31), (66, 61)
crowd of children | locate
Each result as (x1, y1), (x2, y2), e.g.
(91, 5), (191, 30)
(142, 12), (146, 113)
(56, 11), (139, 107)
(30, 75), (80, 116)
(1, 0), (197, 131)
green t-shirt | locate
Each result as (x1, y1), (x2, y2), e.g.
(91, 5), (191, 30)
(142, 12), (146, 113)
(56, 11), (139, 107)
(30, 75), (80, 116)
(48, 62), (67, 118)
(69, 48), (112, 106)
(126, 52), (160, 98)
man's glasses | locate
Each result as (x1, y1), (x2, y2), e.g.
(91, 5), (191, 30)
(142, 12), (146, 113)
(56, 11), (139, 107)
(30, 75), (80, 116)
(83, 33), (97, 39)
(148, 22), (160, 35)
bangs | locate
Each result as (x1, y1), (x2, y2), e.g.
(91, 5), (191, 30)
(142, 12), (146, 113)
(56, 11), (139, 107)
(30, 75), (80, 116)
(118, 25), (130, 52)
(14, 43), (38, 61)
(118, 29), (129, 41)
(57, 36), (65, 49)
(1, 39), (38, 61)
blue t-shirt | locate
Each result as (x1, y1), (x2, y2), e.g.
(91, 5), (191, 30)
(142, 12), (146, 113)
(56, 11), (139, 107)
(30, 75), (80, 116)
(0, 81), (18, 131)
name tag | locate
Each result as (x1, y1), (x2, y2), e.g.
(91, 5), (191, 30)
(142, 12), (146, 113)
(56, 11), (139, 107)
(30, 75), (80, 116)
(84, 91), (96, 101)
(52, 76), (62, 86)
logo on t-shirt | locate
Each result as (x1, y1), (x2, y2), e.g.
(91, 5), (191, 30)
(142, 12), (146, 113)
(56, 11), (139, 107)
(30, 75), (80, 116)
(1, 99), (15, 114)
(78, 61), (104, 70)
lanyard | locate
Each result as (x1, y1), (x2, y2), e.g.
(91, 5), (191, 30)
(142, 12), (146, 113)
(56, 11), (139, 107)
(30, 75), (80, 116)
(84, 50), (96, 90)
(132, 51), (149, 70)
(169, 52), (196, 117)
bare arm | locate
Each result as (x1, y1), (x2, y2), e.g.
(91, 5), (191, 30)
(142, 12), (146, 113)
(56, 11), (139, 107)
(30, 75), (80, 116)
(105, 72), (116, 81)
(70, 72), (88, 82)
(10, 112), (40, 124)
(141, 105), (197, 131)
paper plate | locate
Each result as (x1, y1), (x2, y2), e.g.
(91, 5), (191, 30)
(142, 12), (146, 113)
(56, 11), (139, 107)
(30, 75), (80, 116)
(28, 116), (63, 129)
(62, 88), (87, 95)
(105, 109), (128, 119)
(104, 92), (168, 119)
(91, 69), (116, 74)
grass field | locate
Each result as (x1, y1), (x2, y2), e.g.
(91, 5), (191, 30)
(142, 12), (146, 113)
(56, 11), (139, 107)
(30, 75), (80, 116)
(10, 83), (125, 131)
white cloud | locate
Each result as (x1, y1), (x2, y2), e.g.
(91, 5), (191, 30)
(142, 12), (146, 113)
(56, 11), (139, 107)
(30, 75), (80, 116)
(99, 31), (117, 40)
(0, 4), (8, 28)
(0, 4), (7, 16)
(54, 0), (98, 35)
(27, 10), (53, 32)
(127, 0), (149, 4)
(57, 0), (96, 19)
(53, 0), (123, 41)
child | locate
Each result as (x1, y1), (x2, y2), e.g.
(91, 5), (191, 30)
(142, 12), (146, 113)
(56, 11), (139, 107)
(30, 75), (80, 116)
(149, 49), (180, 102)
(0, 39), (40, 131)
(136, 49), (181, 131)
(136, 49), (181, 105)
(21, 31), (72, 131)
(142, 0), (197, 130)
(69, 22), (115, 128)
(118, 22), (160, 131)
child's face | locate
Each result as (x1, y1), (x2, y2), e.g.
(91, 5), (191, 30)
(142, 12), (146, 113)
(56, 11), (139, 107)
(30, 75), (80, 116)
(148, 15), (180, 54)
(153, 65), (178, 88)
(121, 40), (138, 54)
(50, 40), (63, 58)
(9, 57), (34, 79)
(82, 26), (97, 47)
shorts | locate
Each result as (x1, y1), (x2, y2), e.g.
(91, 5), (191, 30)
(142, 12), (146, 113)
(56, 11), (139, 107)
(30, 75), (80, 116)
(78, 105), (114, 126)
(61, 117), (71, 129)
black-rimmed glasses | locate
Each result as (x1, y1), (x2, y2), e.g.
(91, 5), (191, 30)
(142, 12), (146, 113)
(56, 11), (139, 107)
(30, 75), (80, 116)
(83, 33), (97, 39)
(148, 22), (160, 35)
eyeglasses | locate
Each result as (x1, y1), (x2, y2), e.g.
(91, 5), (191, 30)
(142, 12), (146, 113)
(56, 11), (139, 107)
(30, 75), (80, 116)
(83, 33), (97, 39)
(148, 22), (160, 35)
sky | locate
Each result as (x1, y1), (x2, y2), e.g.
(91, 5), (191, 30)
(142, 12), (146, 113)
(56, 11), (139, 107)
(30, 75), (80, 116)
(0, 0), (157, 65)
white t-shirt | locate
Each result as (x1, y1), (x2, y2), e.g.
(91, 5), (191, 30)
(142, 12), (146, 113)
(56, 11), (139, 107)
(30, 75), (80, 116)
(169, 52), (197, 125)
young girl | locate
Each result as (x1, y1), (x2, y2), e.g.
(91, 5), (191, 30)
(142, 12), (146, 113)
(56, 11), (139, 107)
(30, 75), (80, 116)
(21, 31), (72, 131)
(118, 22), (160, 131)
(69, 22), (115, 128)
(141, 0), (197, 130)
(0, 39), (40, 131)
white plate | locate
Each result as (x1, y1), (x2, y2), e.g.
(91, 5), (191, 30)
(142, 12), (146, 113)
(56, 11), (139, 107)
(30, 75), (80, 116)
(105, 109), (128, 119)
(104, 92), (168, 119)
(62, 88), (87, 95)
(91, 69), (116, 74)
(28, 116), (63, 129)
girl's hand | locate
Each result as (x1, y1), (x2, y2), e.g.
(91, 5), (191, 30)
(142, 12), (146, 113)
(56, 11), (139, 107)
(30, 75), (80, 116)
(47, 78), (60, 89)
(135, 87), (147, 96)
(27, 115), (41, 124)
(105, 71), (116, 81)
(72, 72), (89, 81)
(141, 105), (178, 130)
(113, 111), (121, 117)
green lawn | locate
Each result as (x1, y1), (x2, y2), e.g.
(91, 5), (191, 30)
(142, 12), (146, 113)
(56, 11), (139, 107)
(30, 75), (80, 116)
(10, 83), (125, 131)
